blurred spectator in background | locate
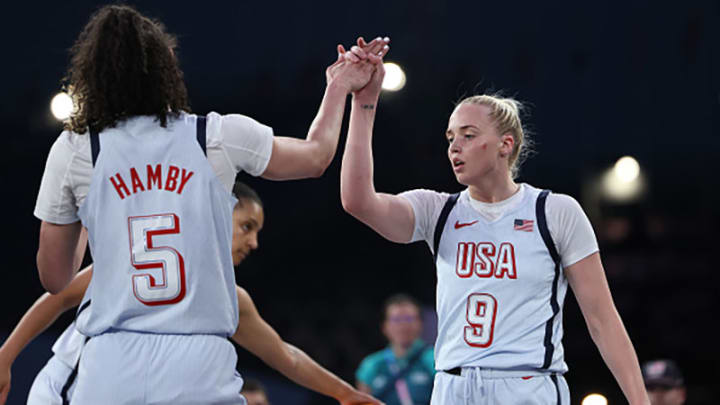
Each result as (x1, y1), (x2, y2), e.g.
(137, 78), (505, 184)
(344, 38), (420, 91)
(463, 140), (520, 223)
(356, 294), (434, 405)
(642, 359), (686, 405)
(240, 379), (270, 405)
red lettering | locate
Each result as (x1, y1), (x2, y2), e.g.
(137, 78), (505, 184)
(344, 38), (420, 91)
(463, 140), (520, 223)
(456, 242), (475, 278)
(165, 166), (179, 192)
(147, 164), (162, 190)
(110, 174), (131, 200)
(494, 243), (517, 279)
(130, 168), (146, 194)
(475, 243), (496, 277)
(176, 169), (194, 194)
(455, 241), (517, 280)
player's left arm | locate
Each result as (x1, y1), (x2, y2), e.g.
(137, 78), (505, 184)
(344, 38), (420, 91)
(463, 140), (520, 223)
(566, 254), (650, 405)
(37, 221), (87, 294)
(0, 266), (92, 404)
(231, 287), (382, 405)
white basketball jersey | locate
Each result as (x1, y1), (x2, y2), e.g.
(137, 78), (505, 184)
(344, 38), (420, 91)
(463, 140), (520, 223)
(433, 185), (568, 373)
(51, 322), (86, 368)
(76, 113), (238, 336)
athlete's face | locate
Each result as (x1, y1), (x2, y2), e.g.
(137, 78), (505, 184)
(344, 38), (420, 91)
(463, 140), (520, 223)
(446, 103), (514, 185)
(242, 391), (270, 405)
(382, 303), (422, 348)
(231, 200), (264, 266)
(647, 386), (686, 405)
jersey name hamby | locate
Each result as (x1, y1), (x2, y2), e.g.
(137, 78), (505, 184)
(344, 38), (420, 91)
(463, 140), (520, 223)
(109, 164), (194, 200)
(455, 242), (517, 279)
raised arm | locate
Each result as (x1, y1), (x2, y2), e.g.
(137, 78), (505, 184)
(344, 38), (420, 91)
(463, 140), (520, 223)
(230, 287), (382, 405)
(37, 221), (87, 294)
(566, 253), (650, 405)
(261, 38), (390, 180)
(0, 265), (92, 404)
(339, 45), (415, 243)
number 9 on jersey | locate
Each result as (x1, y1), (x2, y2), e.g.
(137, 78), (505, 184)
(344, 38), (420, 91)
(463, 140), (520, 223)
(464, 293), (497, 348)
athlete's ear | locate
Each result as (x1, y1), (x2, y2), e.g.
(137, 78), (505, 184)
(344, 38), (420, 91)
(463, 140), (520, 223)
(499, 133), (514, 158)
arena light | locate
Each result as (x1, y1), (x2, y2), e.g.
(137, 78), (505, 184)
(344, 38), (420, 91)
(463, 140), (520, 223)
(382, 62), (406, 91)
(50, 92), (73, 121)
(581, 393), (608, 405)
(613, 156), (640, 183)
(602, 156), (645, 202)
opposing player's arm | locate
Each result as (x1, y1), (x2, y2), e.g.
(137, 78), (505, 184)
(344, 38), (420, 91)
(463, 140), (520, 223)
(37, 221), (87, 294)
(0, 266), (92, 404)
(231, 287), (382, 405)
(566, 254), (650, 405)
(339, 71), (415, 243)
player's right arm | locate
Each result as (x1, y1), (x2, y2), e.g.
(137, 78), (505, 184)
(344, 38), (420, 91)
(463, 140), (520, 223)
(0, 266), (92, 404)
(340, 52), (415, 243)
(37, 222), (87, 294)
(230, 287), (383, 405)
(260, 38), (389, 181)
(356, 382), (372, 394)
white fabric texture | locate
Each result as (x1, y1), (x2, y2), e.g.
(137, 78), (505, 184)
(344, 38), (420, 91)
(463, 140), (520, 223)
(34, 112), (273, 224)
(400, 183), (599, 268)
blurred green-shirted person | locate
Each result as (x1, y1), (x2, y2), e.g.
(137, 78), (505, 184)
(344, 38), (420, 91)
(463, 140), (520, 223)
(356, 294), (435, 405)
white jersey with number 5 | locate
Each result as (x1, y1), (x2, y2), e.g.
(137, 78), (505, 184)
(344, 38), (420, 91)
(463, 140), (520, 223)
(75, 114), (238, 336)
(401, 184), (599, 373)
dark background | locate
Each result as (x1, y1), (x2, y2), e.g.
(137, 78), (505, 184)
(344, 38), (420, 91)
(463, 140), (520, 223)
(1, 1), (718, 404)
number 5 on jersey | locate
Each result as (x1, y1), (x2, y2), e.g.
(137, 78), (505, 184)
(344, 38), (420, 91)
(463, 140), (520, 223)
(128, 214), (186, 306)
(464, 293), (497, 348)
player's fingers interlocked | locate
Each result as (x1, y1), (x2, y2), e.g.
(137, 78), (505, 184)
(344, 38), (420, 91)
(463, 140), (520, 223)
(327, 36), (390, 93)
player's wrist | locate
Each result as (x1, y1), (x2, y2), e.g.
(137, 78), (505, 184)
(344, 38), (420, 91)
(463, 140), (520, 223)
(326, 79), (352, 96)
(330, 380), (355, 401)
(351, 94), (379, 110)
(0, 349), (15, 366)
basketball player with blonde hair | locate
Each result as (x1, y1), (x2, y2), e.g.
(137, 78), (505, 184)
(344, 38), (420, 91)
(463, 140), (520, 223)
(339, 44), (650, 404)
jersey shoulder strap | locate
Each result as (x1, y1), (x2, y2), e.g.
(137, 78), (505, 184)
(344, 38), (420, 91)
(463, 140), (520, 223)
(433, 192), (461, 261)
(87, 115), (208, 167)
(196, 115), (207, 156)
(535, 189), (563, 369)
(89, 128), (100, 167)
(535, 189), (560, 264)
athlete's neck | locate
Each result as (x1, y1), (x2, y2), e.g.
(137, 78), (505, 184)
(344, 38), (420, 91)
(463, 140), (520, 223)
(391, 342), (413, 359)
(467, 174), (519, 203)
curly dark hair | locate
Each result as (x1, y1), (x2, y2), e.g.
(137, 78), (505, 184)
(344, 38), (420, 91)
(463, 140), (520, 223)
(64, 4), (190, 134)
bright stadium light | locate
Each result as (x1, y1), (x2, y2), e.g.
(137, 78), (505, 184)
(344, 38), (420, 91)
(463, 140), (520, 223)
(613, 156), (640, 183)
(50, 92), (73, 121)
(581, 393), (608, 405)
(382, 62), (406, 91)
(602, 156), (645, 202)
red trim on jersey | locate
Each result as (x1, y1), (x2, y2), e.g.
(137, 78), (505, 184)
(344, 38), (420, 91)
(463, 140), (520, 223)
(463, 293), (498, 348)
(494, 242), (517, 279)
(475, 242), (495, 277)
(456, 242), (475, 278)
(127, 213), (187, 306)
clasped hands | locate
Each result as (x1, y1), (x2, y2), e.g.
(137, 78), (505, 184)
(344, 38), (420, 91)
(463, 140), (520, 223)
(326, 36), (390, 100)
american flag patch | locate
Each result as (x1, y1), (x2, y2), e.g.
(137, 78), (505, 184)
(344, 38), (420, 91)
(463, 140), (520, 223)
(514, 219), (534, 232)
